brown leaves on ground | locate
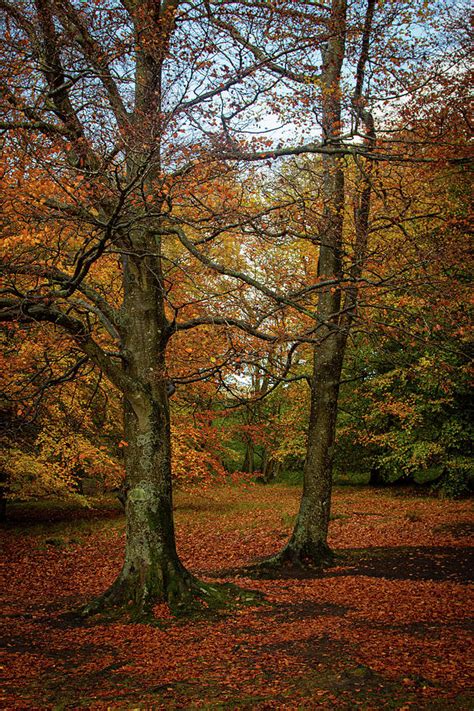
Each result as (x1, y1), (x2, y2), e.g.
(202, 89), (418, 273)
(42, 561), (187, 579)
(1, 485), (473, 709)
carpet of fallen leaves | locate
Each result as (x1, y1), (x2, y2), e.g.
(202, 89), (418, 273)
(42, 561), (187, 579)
(1, 484), (473, 709)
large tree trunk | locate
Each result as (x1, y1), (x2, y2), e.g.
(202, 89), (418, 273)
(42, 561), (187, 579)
(92, 391), (196, 614)
(83, 248), (217, 617)
(260, 0), (348, 570)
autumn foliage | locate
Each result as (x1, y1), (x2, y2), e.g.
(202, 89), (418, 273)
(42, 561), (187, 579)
(0, 3), (472, 704)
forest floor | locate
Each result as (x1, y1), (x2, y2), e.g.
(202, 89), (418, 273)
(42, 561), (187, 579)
(1, 483), (473, 710)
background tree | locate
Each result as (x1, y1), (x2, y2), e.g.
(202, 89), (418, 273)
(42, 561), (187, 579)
(336, 153), (472, 498)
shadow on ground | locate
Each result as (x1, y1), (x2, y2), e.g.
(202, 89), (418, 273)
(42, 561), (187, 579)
(332, 545), (474, 584)
(231, 545), (474, 584)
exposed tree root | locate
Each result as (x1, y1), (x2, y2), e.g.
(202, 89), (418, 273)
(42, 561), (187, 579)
(79, 564), (263, 623)
(242, 541), (336, 579)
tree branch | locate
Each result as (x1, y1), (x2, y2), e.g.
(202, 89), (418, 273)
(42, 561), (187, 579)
(0, 264), (122, 331)
(54, 0), (130, 130)
(0, 298), (134, 396)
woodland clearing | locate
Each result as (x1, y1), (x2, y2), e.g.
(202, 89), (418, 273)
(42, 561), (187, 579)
(1, 483), (473, 710)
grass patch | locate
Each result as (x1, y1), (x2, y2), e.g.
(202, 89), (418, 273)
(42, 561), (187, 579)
(2, 494), (124, 542)
(330, 512), (351, 521)
(281, 512), (296, 528)
(334, 471), (372, 485)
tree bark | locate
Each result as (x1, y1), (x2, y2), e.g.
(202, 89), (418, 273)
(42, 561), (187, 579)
(281, 329), (347, 564)
(242, 439), (255, 474)
(262, 0), (348, 569)
(83, 245), (213, 616)
(259, 454), (281, 483)
(90, 393), (195, 614)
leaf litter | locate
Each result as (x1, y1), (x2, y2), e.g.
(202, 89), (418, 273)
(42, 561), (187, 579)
(1, 484), (472, 709)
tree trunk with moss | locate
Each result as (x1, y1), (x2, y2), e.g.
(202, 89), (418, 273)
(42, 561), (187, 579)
(99, 393), (195, 612)
(82, 245), (202, 615)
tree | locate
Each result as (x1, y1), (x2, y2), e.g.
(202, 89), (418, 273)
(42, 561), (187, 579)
(227, 0), (376, 567)
(205, 0), (471, 568)
(0, 319), (123, 511)
(336, 155), (472, 498)
(0, 0), (288, 615)
(2, 0), (469, 613)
